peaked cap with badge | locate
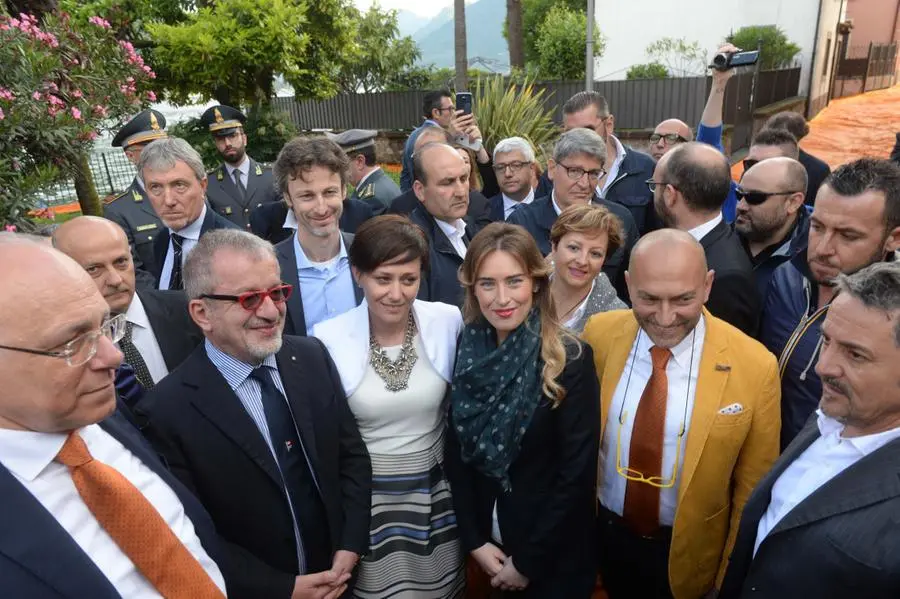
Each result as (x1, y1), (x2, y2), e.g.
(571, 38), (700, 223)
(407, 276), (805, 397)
(201, 105), (280, 230)
(104, 109), (170, 289)
(326, 129), (397, 215)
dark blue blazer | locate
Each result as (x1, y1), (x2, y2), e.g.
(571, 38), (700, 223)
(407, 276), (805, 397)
(488, 193), (505, 222)
(0, 413), (225, 598)
(249, 199), (375, 245)
(409, 206), (481, 308)
(274, 232), (364, 336)
(507, 194), (639, 299)
(152, 205), (240, 287)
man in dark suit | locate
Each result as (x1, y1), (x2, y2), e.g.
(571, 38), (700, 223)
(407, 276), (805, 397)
(104, 108), (169, 288)
(720, 261), (900, 599)
(200, 105), (282, 230)
(489, 136), (537, 221)
(136, 137), (239, 290)
(137, 229), (371, 599)
(764, 111), (831, 206)
(250, 197), (374, 244)
(0, 236), (228, 598)
(389, 124), (493, 230)
(271, 136), (365, 335)
(327, 129), (400, 215)
(508, 128), (639, 299)
(52, 216), (202, 396)
(651, 142), (758, 335)
(407, 142), (482, 306)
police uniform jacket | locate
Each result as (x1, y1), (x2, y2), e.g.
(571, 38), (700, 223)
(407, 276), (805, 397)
(103, 177), (164, 290)
(205, 159), (281, 230)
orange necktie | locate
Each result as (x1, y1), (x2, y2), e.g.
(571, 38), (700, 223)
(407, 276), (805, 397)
(56, 432), (225, 599)
(622, 345), (672, 536)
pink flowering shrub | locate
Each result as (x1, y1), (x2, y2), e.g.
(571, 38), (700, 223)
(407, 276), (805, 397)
(0, 12), (157, 227)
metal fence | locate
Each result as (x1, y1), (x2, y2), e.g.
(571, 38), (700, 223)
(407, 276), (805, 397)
(274, 69), (801, 134)
(34, 150), (136, 208)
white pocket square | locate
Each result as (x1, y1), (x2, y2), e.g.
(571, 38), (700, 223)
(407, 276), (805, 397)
(718, 403), (744, 415)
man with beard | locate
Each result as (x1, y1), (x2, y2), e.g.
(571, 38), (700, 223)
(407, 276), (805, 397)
(720, 262), (900, 599)
(734, 157), (811, 302)
(583, 229), (779, 599)
(136, 229), (372, 599)
(760, 158), (900, 449)
(650, 142), (758, 335)
(271, 137), (364, 336)
(201, 105), (281, 230)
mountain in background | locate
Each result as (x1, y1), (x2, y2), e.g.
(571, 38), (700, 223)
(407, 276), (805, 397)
(395, 9), (431, 39)
(406, 0), (509, 72)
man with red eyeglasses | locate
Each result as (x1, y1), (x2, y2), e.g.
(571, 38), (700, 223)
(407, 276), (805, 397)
(136, 229), (372, 599)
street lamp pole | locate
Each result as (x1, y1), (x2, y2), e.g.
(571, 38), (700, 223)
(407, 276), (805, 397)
(585, 0), (595, 90)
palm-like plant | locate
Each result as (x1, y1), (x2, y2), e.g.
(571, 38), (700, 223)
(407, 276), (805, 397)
(473, 76), (559, 165)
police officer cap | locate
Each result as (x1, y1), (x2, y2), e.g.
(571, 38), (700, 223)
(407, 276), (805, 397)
(326, 129), (377, 153)
(200, 105), (247, 137)
(112, 109), (168, 148)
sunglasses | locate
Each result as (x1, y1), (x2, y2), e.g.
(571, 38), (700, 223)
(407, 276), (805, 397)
(200, 284), (293, 311)
(650, 133), (688, 144)
(742, 158), (759, 172)
(734, 187), (803, 206)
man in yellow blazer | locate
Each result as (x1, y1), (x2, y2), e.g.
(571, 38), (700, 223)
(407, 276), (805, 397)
(583, 229), (780, 599)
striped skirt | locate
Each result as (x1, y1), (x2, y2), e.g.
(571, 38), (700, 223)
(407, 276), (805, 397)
(353, 436), (465, 599)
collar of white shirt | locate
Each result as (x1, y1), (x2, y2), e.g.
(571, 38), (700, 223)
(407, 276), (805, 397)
(687, 213), (723, 242)
(124, 292), (150, 331)
(283, 207), (298, 230)
(0, 426), (71, 482)
(597, 135), (627, 198)
(503, 188), (535, 216)
(637, 313), (706, 371)
(293, 232), (348, 270)
(357, 167), (381, 190)
(171, 204), (207, 241)
(435, 217), (467, 241)
(816, 409), (900, 456)
(551, 191), (565, 216)
(226, 156), (250, 181)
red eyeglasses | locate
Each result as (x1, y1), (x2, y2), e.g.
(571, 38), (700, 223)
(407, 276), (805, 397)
(200, 284), (293, 311)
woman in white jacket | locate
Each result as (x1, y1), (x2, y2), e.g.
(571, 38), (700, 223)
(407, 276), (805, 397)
(313, 215), (465, 599)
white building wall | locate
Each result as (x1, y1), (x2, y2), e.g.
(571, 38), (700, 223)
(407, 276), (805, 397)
(593, 0), (821, 95)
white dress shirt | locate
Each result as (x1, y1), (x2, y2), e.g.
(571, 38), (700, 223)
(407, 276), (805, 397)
(502, 188), (535, 220)
(597, 135), (626, 199)
(226, 155), (250, 189)
(123, 293), (169, 384)
(753, 411), (900, 555)
(435, 217), (468, 259)
(562, 281), (595, 330)
(599, 316), (706, 526)
(158, 204), (206, 291)
(0, 424), (226, 597)
(686, 213), (723, 243)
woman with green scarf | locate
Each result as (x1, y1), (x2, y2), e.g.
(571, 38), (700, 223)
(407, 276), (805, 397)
(444, 222), (601, 597)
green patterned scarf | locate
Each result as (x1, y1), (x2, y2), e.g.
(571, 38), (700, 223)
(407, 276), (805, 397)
(451, 308), (544, 490)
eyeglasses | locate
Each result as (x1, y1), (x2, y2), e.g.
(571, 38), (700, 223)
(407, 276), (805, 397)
(742, 158), (759, 172)
(0, 313), (126, 367)
(492, 161), (531, 174)
(435, 105), (455, 114)
(556, 162), (606, 183)
(616, 411), (686, 488)
(200, 284), (293, 311)
(734, 187), (804, 206)
(650, 133), (688, 144)
(645, 178), (672, 193)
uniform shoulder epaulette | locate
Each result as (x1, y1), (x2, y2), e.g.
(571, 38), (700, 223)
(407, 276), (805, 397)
(104, 190), (128, 206)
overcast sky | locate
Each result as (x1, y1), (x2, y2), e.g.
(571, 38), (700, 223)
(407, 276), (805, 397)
(352, 0), (455, 19)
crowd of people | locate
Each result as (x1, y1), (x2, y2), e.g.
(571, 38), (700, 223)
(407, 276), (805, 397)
(1, 42), (900, 599)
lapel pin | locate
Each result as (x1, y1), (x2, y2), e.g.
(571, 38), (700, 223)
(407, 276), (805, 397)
(715, 363), (731, 372)
(291, 356), (296, 361)
(255, 164), (263, 176)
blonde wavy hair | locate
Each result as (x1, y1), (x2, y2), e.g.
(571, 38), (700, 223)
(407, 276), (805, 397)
(458, 222), (578, 406)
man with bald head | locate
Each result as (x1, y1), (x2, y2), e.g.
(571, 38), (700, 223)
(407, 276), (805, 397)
(583, 229), (780, 599)
(0, 236), (227, 597)
(409, 141), (485, 304)
(649, 119), (693, 162)
(735, 157), (811, 301)
(52, 217), (202, 394)
(651, 142), (758, 334)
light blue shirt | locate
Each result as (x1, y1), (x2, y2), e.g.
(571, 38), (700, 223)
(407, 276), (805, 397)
(204, 340), (317, 572)
(293, 234), (357, 332)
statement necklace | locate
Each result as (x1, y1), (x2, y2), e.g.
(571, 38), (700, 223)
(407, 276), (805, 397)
(369, 312), (418, 392)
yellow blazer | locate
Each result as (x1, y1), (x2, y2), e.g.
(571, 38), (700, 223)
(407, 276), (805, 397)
(583, 308), (780, 599)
